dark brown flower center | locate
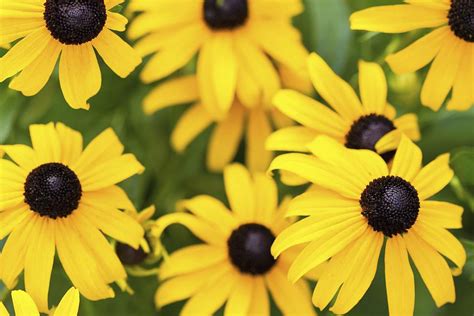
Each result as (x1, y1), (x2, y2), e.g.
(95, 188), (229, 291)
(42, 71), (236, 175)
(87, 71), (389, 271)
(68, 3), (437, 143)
(345, 114), (396, 162)
(24, 163), (82, 219)
(449, 0), (474, 42)
(203, 0), (248, 30)
(360, 176), (420, 237)
(115, 242), (148, 265)
(227, 223), (277, 275)
(44, 0), (107, 45)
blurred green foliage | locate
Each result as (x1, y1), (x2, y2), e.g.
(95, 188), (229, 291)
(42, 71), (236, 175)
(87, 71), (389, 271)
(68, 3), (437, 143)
(0, 0), (473, 315)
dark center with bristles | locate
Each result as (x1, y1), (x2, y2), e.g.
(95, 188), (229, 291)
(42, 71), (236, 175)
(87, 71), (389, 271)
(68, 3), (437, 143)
(360, 176), (420, 237)
(345, 114), (396, 162)
(228, 223), (277, 275)
(116, 242), (148, 265)
(203, 0), (248, 30)
(448, 0), (474, 42)
(24, 163), (82, 219)
(44, 0), (107, 45)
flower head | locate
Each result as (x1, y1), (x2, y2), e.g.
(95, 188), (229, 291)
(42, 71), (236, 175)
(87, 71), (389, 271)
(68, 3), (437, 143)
(0, 0), (141, 109)
(351, 0), (474, 111)
(153, 164), (322, 315)
(0, 122), (144, 311)
(128, 0), (309, 119)
(269, 135), (466, 315)
(267, 53), (420, 164)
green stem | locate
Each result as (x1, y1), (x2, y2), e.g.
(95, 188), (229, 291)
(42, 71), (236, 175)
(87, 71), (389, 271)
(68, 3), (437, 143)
(0, 286), (11, 302)
(450, 176), (474, 212)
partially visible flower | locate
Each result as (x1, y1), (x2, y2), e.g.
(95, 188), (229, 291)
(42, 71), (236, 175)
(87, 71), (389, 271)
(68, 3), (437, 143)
(269, 135), (465, 315)
(128, 0), (309, 119)
(153, 164), (322, 315)
(351, 0), (474, 111)
(142, 75), (294, 172)
(0, 0), (141, 109)
(0, 287), (79, 316)
(267, 53), (420, 163)
(0, 122), (144, 311)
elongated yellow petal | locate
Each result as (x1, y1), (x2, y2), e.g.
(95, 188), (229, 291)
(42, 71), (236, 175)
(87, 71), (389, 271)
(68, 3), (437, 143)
(224, 274), (253, 316)
(383, 235), (415, 316)
(11, 290), (39, 316)
(418, 201), (463, 229)
(359, 60), (387, 114)
(253, 173), (278, 225)
(0, 145), (37, 171)
(390, 135), (422, 182)
(56, 123), (83, 166)
(224, 163), (256, 222)
(412, 153), (453, 200)
(248, 277), (269, 316)
(246, 107), (273, 172)
(54, 288), (80, 316)
(29, 123), (61, 164)
(265, 126), (318, 152)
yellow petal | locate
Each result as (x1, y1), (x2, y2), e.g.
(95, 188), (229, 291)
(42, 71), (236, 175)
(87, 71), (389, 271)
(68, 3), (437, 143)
(265, 126), (318, 152)
(0, 16), (44, 45)
(0, 302), (9, 316)
(181, 266), (237, 316)
(78, 202), (143, 249)
(421, 35), (463, 111)
(54, 288), (80, 316)
(307, 53), (363, 122)
(59, 43), (101, 110)
(386, 26), (449, 74)
(246, 107), (273, 172)
(54, 122), (84, 166)
(404, 230), (455, 307)
(143, 75), (198, 115)
(0, 145), (37, 171)
(206, 104), (244, 172)
(390, 135), (422, 182)
(29, 123), (61, 164)
(93, 29), (141, 78)
(105, 11), (127, 31)
(253, 173), (278, 225)
(412, 153), (453, 200)
(179, 195), (238, 235)
(448, 43), (474, 111)
(0, 206), (29, 240)
(272, 89), (347, 138)
(413, 220), (466, 273)
(358, 60), (387, 114)
(418, 200), (463, 229)
(11, 290), (39, 316)
(9, 38), (61, 96)
(171, 103), (214, 152)
(350, 5), (448, 33)
(330, 229), (383, 314)
(156, 263), (226, 308)
(248, 277), (269, 316)
(224, 163), (255, 222)
(384, 235), (415, 316)
(265, 267), (316, 316)
(393, 113), (421, 141)
(286, 220), (367, 283)
(78, 154), (144, 191)
(154, 213), (226, 246)
(0, 27), (50, 82)
(83, 185), (136, 212)
(224, 274), (253, 316)
(24, 217), (55, 312)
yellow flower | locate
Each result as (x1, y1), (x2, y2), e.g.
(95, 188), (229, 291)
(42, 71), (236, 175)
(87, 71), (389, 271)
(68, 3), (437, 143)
(269, 135), (466, 316)
(128, 0), (309, 119)
(350, 0), (473, 111)
(0, 122), (144, 312)
(0, 0), (141, 110)
(154, 164), (322, 315)
(143, 75), (294, 172)
(0, 288), (79, 316)
(267, 53), (420, 163)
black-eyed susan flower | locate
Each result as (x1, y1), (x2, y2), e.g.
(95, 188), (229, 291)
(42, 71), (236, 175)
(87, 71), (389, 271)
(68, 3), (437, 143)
(143, 75), (293, 172)
(0, 122), (144, 312)
(0, 0), (141, 110)
(351, 0), (474, 111)
(267, 53), (420, 164)
(128, 0), (309, 119)
(269, 135), (466, 316)
(0, 287), (79, 316)
(153, 164), (322, 315)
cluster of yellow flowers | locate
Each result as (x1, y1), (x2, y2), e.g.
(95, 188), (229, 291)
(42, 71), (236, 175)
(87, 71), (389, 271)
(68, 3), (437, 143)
(0, 0), (471, 315)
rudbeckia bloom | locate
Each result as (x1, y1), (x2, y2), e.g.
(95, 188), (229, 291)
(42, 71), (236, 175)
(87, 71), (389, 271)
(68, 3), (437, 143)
(128, 0), (309, 119)
(143, 75), (294, 172)
(269, 135), (466, 315)
(154, 164), (320, 315)
(0, 287), (79, 316)
(0, 0), (141, 110)
(350, 0), (474, 111)
(267, 53), (420, 164)
(0, 122), (144, 312)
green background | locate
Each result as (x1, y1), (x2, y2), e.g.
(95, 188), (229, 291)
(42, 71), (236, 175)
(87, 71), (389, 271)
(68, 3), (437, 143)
(1, 0), (473, 315)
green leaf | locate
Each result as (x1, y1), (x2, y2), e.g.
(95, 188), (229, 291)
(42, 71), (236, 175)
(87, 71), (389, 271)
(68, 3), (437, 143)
(451, 148), (474, 186)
